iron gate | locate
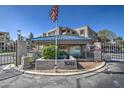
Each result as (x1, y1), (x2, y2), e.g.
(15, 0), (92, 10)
(0, 41), (17, 65)
(102, 42), (124, 61)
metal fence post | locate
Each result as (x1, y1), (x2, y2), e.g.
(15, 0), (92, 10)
(16, 40), (18, 66)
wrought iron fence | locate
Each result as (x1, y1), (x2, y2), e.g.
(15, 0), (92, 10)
(102, 42), (124, 61)
(0, 41), (17, 65)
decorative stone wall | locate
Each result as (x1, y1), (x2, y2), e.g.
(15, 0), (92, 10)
(35, 59), (77, 70)
(94, 42), (102, 61)
(21, 56), (33, 69)
(17, 40), (27, 65)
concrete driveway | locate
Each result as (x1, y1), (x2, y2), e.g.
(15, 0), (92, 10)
(0, 62), (124, 88)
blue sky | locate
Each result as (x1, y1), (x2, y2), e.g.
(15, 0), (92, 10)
(0, 5), (124, 40)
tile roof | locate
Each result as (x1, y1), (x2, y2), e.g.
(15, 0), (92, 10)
(32, 35), (95, 41)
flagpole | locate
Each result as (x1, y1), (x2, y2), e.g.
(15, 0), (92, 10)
(50, 5), (59, 73)
(54, 17), (58, 73)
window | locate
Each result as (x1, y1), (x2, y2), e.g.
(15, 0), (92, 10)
(67, 30), (70, 33)
(80, 30), (84, 34)
(48, 32), (55, 36)
(70, 46), (81, 57)
(2, 43), (4, 45)
(72, 31), (76, 35)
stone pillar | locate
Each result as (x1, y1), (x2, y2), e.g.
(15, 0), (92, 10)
(85, 44), (88, 59)
(80, 45), (83, 58)
(94, 42), (102, 61)
(17, 40), (27, 65)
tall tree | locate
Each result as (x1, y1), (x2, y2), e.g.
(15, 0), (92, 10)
(28, 32), (34, 49)
(29, 32), (33, 40)
(114, 36), (124, 47)
(97, 29), (116, 43)
(6, 33), (10, 43)
(114, 36), (123, 41)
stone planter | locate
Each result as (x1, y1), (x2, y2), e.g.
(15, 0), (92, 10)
(21, 56), (35, 69)
(35, 58), (78, 70)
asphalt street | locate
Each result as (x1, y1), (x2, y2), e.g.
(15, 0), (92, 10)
(0, 62), (124, 88)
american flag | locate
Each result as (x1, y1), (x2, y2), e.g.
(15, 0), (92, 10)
(50, 5), (59, 22)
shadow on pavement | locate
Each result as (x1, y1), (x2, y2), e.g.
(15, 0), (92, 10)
(76, 78), (81, 88)
(105, 60), (124, 63)
(0, 69), (23, 81)
(104, 71), (124, 74)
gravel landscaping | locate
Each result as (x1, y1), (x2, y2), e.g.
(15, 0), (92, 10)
(78, 61), (102, 70)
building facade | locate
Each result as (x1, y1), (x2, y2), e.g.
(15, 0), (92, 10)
(0, 32), (10, 51)
(41, 26), (97, 38)
(32, 26), (98, 60)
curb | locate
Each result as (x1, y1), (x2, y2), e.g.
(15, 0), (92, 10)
(21, 61), (106, 76)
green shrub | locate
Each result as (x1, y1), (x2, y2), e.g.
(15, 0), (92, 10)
(22, 56), (35, 64)
(41, 45), (69, 59)
(41, 45), (59, 59)
(122, 48), (124, 51)
(28, 56), (35, 63)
